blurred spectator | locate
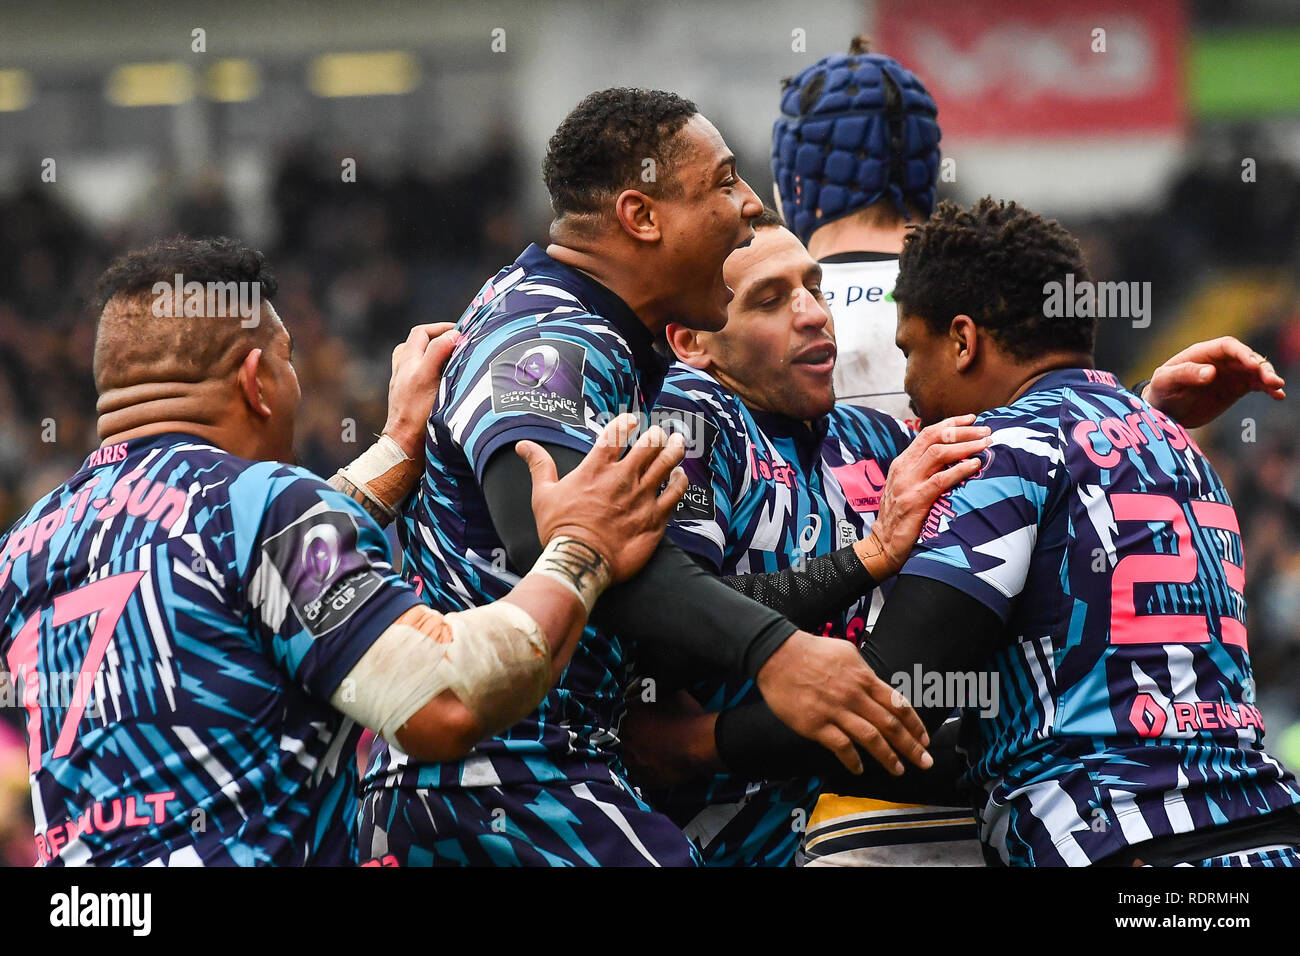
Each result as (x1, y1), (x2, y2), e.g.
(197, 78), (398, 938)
(0, 720), (34, 867)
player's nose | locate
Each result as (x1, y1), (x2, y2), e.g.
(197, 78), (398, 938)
(736, 177), (763, 220)
(794, 289), (831, 329)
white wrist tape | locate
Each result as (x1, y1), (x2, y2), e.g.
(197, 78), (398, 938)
(441, 601), (552, 737)
(528, 536), (611, 614)
(330, 616), (452, 744)
(329, 601), (551, 746)
(335, 434), (419, 520)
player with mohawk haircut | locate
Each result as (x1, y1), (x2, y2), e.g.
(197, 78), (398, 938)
(0, 235), (688, 866)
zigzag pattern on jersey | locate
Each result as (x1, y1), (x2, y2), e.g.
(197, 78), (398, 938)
(365, 252), (656, 796)
(0, 436), (407, 865)
(647, 364), (914, 866)
(902, 369), (1300, 866)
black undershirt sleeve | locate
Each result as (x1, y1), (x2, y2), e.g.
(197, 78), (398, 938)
(715, 547), (878, 633)
(714, 573), (1005, 801)
(480, 441), (796, 679)
(633, 548), (879, 693)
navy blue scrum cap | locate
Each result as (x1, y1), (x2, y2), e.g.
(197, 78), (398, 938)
(772, 41), (941, 243)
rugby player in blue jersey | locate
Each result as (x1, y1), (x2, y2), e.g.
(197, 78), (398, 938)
(683, 198), (1298, 866)
(623, 210), (1286, 866)
(357, 89), (937, 867)
(0, 236), (690, 865)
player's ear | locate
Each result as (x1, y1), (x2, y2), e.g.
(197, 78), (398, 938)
(666, 323), (711, 370)
(614, 189), (661, 243)
(951, 315), (978, 373)
(237, 347), (273, 418)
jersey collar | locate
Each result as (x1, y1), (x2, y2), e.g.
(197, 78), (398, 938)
(1019, 366), (1116, 397)
(515, 243), (670, 394)
(816, 250), (900, 264)
(80, 431), (213, 471)
(747, 407), (830, 468)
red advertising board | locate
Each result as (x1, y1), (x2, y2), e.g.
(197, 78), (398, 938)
(875, 0), (1187, 138)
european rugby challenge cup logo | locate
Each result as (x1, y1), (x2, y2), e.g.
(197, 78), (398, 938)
(301, 524), (342, 591)
(513, 344), (561, 389)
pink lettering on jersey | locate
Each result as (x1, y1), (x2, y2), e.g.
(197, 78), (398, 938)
(124, 795), (151, 828)
(1082, 369), (1118, 387)
(920, 496), (957, 541)
(86, 443), (129, 469)
(1169, 700), (1261, 734)
(94, 472), (187, 530)
(747, 443), (796, 488)
(36, 791), (179, 862)
(1073, 402), (1205, 469)
(831, 459), (887, 513)
(0, 525), (33, 588)
(142, 791), (175, 824)
(1072, 421), (1122, 468)
(31, 510), (66, 558)
(93, 798), (123, 832)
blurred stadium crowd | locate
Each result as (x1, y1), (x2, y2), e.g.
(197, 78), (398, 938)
(2, 131), (1299, 865)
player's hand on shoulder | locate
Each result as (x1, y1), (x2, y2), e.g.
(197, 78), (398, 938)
(515, 413), (688, 583)
(382, 322), (460, 459)
(1144, 335), (1286, 429)
(866, 414), (992, 576)
(755, 631), (932, 777)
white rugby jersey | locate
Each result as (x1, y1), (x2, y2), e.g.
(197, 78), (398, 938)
(820, 252), (914, 425)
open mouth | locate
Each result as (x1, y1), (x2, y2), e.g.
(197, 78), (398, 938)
(792, 342), (837, 373)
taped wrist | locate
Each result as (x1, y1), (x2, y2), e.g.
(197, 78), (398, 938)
(329, 600), (551, 746)
(442, 601), (552, 737)
(719, 545), (876, 631)
(529, 535), (611, 614)
(331, 434), (421, 525)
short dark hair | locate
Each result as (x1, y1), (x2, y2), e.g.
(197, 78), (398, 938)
(92, 236), (278, 394)
(542, 88), (699, 216)
(94, 235), (277, 313)
(893, 198), (1095, 360)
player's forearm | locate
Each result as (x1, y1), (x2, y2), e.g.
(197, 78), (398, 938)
(594, 540), (796, 677)
(330, 601), (546, 761)
(713, 702), (967, 803)
(483, 442), (797, 679)
(329, 433), (421, 527)
(715, 545), (878, 632)
(501, 537), (611, 682)
(331, 540), (613, 760)
(714, 574), (1003, 786)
